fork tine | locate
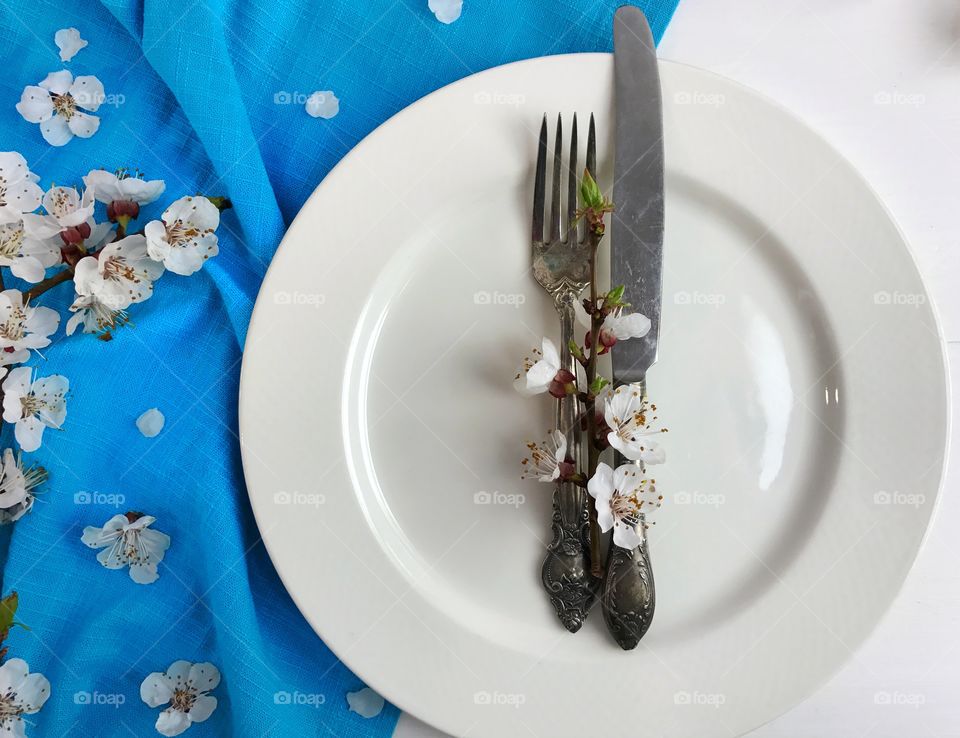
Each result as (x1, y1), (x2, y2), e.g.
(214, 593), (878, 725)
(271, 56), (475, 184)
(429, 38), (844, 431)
(566, 113), (578, 243)
(532, 114), (547, 242)
(549, 114), (563, 242)
(586, 113), (597, 183)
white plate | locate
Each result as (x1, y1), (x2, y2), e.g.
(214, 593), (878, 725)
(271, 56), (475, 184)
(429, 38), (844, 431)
(239, 55), (948, 737)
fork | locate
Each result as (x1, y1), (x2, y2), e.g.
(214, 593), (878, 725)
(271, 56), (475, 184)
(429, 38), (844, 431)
(532, 112), (597, 632)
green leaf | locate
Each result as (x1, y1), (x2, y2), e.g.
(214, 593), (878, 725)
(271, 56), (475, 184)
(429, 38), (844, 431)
(0, 592), (17, 633)
(605, 285), (625, 306)
(567, 339), (584, 361)
(589, 375), (610, 394)
(579, 169), (604, 210)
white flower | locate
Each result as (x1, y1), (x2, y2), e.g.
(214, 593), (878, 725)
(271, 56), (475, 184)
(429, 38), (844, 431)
(514, 337), (564, 396)
(78, 234), (164, 309)
(81, 512), (171, 584)
(604, 383), (666, 464)
(16, 70), (104, 146)
(305, 91), (339, 119)
(575, 301), (651, 348)
(0, 152), (44, 225)
(0, 449), (27, 510)
(0, 221), (62, 283)
(21, 186), (111, 252)
(0, 289), (60, 361)
(521, 430), (567, 482)
(2, 367), (68, 453)
(0, 658), (50, 735)
(145, 196), (219, 276)
(54, 27), (87, 62)
(140, 661), (219, 736)
(83, 168), (165, 211)
(0, 449), (47, 524)
(587, 462), (661, 550)
(602, 308), (651, 341)
(429, 0), (463, 23)
(65, 272), (129, 338)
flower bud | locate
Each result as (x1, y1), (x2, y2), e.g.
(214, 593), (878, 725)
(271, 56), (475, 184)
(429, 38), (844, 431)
(107, 199), (140, 222)
(60, 221), (91, 246)
(548, 368), (576, 399)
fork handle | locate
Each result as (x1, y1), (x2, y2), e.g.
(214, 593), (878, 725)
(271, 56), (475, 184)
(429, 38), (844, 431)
(540, 289), (595, 632)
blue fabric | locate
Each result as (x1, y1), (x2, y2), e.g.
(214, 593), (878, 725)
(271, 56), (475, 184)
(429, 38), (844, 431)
(0, 1), (679, 735)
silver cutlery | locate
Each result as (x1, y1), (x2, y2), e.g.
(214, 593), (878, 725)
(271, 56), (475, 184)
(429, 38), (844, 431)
(602, 5), (665, 650)
(532, 112), (598, 632)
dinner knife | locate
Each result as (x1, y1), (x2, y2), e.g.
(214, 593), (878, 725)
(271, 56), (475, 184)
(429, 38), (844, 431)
(601, 5), (664, 650)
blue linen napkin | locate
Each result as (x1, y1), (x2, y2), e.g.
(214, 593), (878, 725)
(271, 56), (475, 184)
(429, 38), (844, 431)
(0, 0), (679, 735)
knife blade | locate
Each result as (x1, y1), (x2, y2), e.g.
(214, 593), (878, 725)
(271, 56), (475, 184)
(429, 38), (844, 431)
(611, 5), (664, 385)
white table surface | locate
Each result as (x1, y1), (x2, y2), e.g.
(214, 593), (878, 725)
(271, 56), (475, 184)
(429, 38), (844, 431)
(396, 1), (960, 735)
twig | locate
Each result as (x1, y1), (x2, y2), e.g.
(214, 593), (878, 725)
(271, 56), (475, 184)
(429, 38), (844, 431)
(24, 269), (73, 302)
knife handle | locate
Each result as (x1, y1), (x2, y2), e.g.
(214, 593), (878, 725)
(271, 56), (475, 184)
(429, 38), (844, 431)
(601, 507), (656, 649)
(600, 382), (657, 648)
(540, 289), (595, 632)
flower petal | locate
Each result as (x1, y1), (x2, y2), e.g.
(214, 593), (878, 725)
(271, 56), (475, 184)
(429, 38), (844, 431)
(40, 115), (73, 147)
(38, 70), (73, 95)
(305, 91), (339, 119)
(156, 707), (192, 737)
(140, 671), (174, 708)
(189, 694), (217, 723)
(67, 111), (99, 139)
(16, 672), (51, 713)
(68, 76), (104, 111)
(612, 520), (643, 551)
(10, 257), (46, 284)
(188, 662), (220, 693)
(129, 561), (160, 584)
(54, 27), (87, 62)
(15, 87), (54, 124)
(15, 416), (45, 452)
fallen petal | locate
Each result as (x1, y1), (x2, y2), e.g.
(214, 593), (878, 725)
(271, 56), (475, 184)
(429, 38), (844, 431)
(55, 27), (88, 62)
(136, 408), (165, 438)
(428, 0), (463, 23)
(346, 687), (384, 718)
(305, 91), (339, 119)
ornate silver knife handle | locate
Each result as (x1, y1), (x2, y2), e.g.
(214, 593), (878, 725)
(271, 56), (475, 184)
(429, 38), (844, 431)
(540, 288), (595, 632)
(601, 506), (655, 650)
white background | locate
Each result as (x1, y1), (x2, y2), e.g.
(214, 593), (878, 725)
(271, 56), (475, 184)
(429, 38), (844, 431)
(397, 0), (960, 735)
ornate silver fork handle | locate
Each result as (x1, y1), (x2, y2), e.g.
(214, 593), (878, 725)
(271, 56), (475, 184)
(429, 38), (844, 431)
(531, 113), (597, 632)
(540, 286), (594, 632)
